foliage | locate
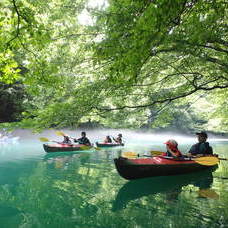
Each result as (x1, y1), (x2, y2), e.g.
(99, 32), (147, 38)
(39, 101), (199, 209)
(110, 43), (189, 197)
(0, 0), (227, 132)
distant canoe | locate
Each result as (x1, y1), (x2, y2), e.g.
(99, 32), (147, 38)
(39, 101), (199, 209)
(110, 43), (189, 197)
(43, 143), (92, 153)
(96, 142), (124, 147)
(114, 156), (219, 180)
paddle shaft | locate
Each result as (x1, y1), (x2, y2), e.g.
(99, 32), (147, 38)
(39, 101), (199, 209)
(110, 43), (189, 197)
(190, 155), (227, 161)
(219, 157), (228, 161)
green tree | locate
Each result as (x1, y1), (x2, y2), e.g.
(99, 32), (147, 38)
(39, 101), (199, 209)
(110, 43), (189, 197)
(0, 0), (227, 132)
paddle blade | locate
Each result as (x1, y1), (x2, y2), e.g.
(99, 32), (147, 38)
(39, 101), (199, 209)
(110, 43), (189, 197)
(94, 146), (101, 151)
(55, 131), (66, 136)
(80, 145), (92, 150)
(150, 150), (164, 156)
(194, 156), (219, 166)
(39, 137), (49, 142)
(198, 189), (219, 199)
(122, 152), (138, 158)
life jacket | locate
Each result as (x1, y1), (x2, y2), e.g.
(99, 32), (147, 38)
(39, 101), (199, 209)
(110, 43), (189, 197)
(167, 144), (182, 157)
(190, 142), (213, 155)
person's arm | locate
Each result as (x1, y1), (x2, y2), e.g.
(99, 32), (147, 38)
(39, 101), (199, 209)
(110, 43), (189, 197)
(86, 138), (91, 146)
(208, 146), (213, 154)
(188, 144), (198, 156)
(203, 142), (213, 154)
(76, 137), (83, 144)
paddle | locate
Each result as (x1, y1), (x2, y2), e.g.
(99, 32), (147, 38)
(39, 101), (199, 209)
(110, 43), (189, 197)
(122, 151), (219, 166)
(192, 156), (219, 166)
(217, 157), (228, 161)
(122, 152), (139, 158)
(149, 150), (220, 165)
(55, 131), (75, 140)
(198, 188), (219, 199)
(55, 131), (66, 136)
(150, 151), (164, 156)
(122, 151), (164, 158)
(39, 137), (60, 144)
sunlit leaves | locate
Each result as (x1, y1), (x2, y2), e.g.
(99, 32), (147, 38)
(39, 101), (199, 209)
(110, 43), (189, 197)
(0, 52), (21, 83)
(0, 0), (227, 131)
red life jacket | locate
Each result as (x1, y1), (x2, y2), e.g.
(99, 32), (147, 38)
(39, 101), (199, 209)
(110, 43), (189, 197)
(168, 144), (182, 157)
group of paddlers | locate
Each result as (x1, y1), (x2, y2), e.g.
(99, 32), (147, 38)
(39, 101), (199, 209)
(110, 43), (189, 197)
(103, 134), (123, 144)
(60, 130), (212, 158)
(164, 131), (213, 158)
(61, 132), (123, 146)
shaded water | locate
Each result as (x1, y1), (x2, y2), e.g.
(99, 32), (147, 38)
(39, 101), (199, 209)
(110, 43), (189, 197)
(0, 129), (228, 228)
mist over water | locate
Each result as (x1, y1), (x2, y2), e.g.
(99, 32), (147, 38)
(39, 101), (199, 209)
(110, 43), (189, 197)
(6, 128), (228, 155)
(0, 128), (228, 227)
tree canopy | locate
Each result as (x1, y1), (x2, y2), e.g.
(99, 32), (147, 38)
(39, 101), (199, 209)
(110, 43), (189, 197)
(0, 0), (227, 132)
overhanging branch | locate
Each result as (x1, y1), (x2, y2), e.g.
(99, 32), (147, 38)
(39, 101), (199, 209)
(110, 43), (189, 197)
(95, 83), (228, 111)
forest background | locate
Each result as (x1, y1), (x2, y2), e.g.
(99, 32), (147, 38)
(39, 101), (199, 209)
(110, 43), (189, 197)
(0, 0), (227, 135)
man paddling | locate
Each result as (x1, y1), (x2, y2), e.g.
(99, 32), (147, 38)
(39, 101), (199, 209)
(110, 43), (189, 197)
(188, 131), (213, 157)
(74, 132), (91, 146)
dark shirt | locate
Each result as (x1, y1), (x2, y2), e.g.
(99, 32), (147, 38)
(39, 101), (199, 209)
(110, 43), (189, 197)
(74, 136), (91, 146)
(189, 142), (213, 155)
(113, 137), (122, 144)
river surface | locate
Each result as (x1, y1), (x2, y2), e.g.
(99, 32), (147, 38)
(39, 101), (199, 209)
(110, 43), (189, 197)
(0, 129), (228, 228)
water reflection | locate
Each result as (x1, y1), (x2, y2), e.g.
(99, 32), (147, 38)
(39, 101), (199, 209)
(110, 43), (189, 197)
(0, 134), (227, 228)
(44, 152), (92, 170)
(113, 168), (217, 211)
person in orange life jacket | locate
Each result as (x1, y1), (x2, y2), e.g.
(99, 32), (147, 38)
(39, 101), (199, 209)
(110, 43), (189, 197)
(104, 136), (112, 143)
(164, 139), (183, 158)
(188, 131), (213, 157)
(113, 133), (123, 144)
(74, 132), (91, 146)
(62, 135), (72, 144)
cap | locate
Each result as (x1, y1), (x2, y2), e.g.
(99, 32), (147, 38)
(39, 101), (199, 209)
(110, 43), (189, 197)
(118, 133), (122, 137)
(196, 131), (208, 138)
(164, 139), (178, 147)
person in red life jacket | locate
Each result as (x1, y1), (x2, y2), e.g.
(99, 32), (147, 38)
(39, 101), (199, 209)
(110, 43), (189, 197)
(62, 135), (72, 144)
(104, 136), (112, 143)
(164, 139), (183, 158)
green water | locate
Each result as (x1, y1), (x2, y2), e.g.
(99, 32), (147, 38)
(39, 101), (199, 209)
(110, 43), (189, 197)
(0, 135), (228, 228)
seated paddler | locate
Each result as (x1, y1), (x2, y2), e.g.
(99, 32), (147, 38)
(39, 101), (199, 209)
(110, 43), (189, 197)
(164, 139), (183, 158)
(187, 131), (213, 157)
(104, 136), (112, 143)
(62, 135), (72, 144)
(74, 131), (91, 146)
